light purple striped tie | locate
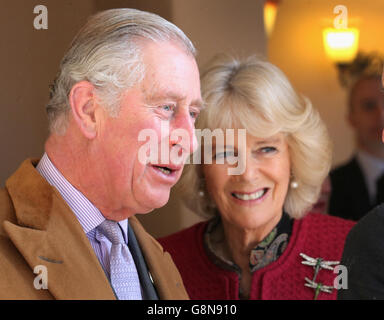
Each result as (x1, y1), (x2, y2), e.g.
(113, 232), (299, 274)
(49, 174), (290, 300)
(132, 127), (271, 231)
(97, 220), (142, 300)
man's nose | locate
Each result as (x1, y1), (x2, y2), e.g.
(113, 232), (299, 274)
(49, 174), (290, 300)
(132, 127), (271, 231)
(170, 109), (198, 155)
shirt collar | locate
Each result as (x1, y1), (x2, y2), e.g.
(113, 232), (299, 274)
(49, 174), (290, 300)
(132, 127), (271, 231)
(356, 150), (384, 201)
(203, 212), (292, 299)
(204, 211), (292, 273)
(36, 153), (128, 242)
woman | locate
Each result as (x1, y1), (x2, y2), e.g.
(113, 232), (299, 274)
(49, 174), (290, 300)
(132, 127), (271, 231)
(158, 56), (355, 300)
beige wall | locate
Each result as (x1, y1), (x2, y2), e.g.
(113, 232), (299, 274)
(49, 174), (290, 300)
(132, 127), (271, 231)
(95, 0), (172, 20)
(172, 0), (267, 68)
(0, 0), (96, 186)
(268, 0), (384, 166)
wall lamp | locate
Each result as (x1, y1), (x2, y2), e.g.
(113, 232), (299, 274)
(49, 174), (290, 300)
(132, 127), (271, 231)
(264, 0), (280, 38)
(323, 27), (360, 66)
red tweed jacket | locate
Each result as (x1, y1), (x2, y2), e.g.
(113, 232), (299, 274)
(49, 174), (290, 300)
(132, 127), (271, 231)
(159, 213), (355, 300)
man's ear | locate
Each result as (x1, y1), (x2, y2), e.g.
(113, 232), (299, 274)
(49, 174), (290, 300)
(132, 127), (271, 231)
(69, 81), (100, 139)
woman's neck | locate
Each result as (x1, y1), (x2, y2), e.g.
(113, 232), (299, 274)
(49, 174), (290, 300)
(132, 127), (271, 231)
(220, 213), (283, 298)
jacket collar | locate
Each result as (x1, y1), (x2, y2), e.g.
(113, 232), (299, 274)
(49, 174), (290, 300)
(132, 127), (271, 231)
(4, 159), (116, 299)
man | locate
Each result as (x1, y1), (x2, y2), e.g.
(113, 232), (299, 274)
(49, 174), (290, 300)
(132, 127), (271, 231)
(328, 52), (384, 221)
(0, 8), (202, 299)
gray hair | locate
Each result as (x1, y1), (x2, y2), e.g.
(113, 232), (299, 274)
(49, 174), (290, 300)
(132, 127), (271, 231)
(179, 55), (332, 220)
(47, 8), (196, 134)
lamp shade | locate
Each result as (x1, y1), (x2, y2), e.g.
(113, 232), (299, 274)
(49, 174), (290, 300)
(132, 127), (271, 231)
(323, 28), (359, 64)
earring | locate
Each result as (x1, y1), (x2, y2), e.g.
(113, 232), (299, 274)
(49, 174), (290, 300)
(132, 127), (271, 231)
(199, 179), (206, 197)
(290, 180), (299, 189)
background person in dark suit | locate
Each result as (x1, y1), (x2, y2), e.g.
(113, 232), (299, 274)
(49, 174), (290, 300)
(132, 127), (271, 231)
(338, 203), (384, 299)
(338, 128), (384, 300)
(329, 52), (384, 221)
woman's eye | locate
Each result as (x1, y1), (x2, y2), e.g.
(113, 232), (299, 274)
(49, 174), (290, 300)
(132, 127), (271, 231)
(260, 146), (277, 153)
(215, 151), (235, 159)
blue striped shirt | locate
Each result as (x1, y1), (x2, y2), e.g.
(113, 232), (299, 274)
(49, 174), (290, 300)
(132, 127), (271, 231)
(36, 153), (142, 297)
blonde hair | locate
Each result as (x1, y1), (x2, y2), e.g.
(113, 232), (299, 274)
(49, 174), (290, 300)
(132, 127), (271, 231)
(47, 8), (196, 134)
(180, 55), (332, 219)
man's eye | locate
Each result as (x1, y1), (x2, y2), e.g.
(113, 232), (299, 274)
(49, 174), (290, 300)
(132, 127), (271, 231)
(362, 101), (377, 111)
(161, 105), (174, 112)
(189, 110), (199, 119)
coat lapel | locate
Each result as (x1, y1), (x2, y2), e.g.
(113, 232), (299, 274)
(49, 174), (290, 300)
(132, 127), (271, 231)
(129, 216), (189, 299)
(127, 220), (158, 300)
(4, 159), (115, 300)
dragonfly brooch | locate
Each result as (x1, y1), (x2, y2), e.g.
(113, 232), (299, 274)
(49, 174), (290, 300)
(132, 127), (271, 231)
(304, 277), (334, 300)
(300, 253), (340, 299)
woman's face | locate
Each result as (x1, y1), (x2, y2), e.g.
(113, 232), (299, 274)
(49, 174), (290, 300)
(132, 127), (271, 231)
(202, 132), (291, 236)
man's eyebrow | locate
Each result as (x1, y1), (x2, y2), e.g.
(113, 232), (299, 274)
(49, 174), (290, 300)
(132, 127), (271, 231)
(146, 91), (181, 102)
(145, 91), (204, 109)
(191, 98), (205, 110)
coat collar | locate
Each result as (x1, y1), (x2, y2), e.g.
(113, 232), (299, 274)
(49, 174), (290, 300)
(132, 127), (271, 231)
(4, 159), (116, 299)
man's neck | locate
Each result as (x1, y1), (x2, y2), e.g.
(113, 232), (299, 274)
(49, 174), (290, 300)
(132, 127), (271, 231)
(45, 130), (137, 221)
(45, 133), (112, 217)
(357, 144), (384, 160)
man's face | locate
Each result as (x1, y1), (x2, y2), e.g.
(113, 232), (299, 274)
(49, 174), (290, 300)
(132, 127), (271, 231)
(95, 41), (202, 220)
(348, 77), (384, 153)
